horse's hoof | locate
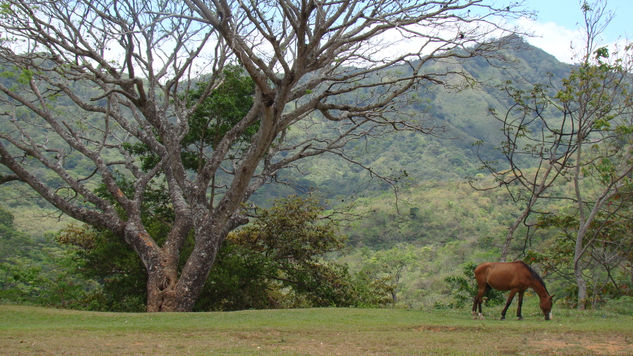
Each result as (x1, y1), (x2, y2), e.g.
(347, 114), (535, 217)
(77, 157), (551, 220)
(500, 316), (505, 321)
(517, 317), (523, 321)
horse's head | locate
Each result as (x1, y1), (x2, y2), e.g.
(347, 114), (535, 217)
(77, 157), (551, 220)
(540, 295), (554, 320)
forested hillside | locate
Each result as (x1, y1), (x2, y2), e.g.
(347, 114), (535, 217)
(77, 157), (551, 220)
(251, 35), (571, 203)
(3, 34), (632, 313)
(1, 36), (570, 225)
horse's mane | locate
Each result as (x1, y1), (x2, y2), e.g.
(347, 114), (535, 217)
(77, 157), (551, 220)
(518, 261), (548, 293)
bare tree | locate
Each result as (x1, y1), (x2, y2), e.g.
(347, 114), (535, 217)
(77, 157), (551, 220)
(0, 0), (522, 311)
(474, 0), (633, 309)
(474, 78), (576, 262)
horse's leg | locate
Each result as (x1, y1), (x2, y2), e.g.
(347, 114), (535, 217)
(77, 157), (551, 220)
(516, 290), (525, 320)
(472, 292), (482, 318)
(500, 289), (517, 320)
(478, 285), (490, 319)
(472, 281), (483, 315)
(472, 284), (488, 319)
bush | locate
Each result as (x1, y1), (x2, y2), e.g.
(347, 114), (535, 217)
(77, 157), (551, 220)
(56, 195), (389, 311)
(602, 296), (633, 315)
(443, 262), (504, 308)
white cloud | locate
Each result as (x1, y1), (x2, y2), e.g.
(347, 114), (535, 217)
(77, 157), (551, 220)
(516, 17), (585, 63)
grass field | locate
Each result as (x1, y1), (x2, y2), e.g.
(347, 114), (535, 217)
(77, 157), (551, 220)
(1, 303), (632, 355)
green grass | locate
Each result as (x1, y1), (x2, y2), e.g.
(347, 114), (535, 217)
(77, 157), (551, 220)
(1, 304), (632, 355)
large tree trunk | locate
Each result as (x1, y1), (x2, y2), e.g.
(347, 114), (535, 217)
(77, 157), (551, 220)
(145, 257), (211, 312)
(145, 223), (228, 312)
(146, 268), (179, 312)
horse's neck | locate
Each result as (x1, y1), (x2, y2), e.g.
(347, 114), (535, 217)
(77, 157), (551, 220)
(531, 280), (549, 299)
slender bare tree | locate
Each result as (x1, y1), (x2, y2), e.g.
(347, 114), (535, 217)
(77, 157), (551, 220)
(474, 77), (577, 262)
(473, 0), (633, 308)
(0, 0), (522, 311)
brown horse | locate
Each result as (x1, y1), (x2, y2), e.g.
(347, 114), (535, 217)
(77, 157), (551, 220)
(472, 261), (553, 320)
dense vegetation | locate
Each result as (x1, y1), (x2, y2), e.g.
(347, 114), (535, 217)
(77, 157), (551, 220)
(2, 36), (632, 314)
(1, 0), (526, 312)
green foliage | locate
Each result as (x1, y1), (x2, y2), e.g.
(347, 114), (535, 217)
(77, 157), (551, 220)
(54, 195), (386, 311)
(181, 64), (257, 169)
(343, 181), (515, 249)
(238, 195), (344, 261)
(56, 225), (147, 311)
(355, 244), (417, 305)
(442, 262), (503, 308)
(0, 207), (12, 227)
(206, 195), (385, 309)
(602, 296), (633, 315)
(184, 65), (257, 149)
(530, 205), (633, 308)
(0, 206), (96, 308)
(197, 239), (291, 310)
(123, 65), (256, 172)
(348, 270), (394, 307)
(0, 255), (90, 308)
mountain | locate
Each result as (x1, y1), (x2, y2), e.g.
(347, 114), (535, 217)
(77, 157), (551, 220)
(0, 36), (572, 233)
(0, 37), (578, 309)
(252, 35), (572, 204)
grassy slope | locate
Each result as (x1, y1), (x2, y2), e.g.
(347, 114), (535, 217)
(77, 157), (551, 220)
(1, 304), (632, 355)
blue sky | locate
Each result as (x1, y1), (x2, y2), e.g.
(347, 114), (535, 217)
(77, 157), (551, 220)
(518, 0), (632, 62)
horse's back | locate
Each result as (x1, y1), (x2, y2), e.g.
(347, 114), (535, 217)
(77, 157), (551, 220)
(473, 262), (495, 286)
(474, 262), (493, 278)
(475, 261), (530, 291)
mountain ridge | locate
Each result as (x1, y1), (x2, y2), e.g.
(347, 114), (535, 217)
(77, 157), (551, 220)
(1, 36), (573, 222)
(250, 35), (571, 204)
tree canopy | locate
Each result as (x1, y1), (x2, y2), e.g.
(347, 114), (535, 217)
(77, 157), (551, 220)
(0, 0), (522, 311)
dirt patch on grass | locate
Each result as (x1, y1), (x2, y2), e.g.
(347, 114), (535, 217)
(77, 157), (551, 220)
(531, 334), (633, 355)
(3, 328), (633, 355)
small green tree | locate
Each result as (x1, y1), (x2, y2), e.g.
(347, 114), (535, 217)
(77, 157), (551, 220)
(528, 204), (633, 307)
(475, 1), (633, 309)
(220, 195), (363, 308)
(357, 244), (417, 306)
(56, 224), (147, 311)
